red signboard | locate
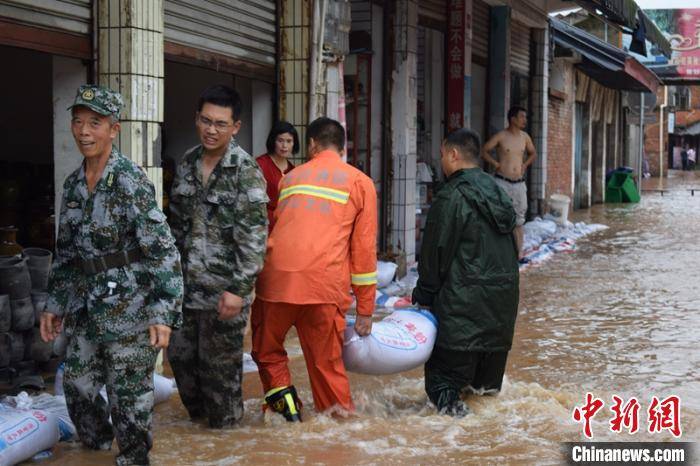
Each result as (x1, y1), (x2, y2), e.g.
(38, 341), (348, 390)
(645, 9), (700, 83)
(447, 0), (465, 132)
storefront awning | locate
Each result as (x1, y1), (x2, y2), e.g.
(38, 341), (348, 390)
(573, 0), (672, 58)
(676, 120), (700, 136)
(551, 18), (660, 93)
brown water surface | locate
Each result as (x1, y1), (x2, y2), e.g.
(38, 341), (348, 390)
(45, 171), (700, 465)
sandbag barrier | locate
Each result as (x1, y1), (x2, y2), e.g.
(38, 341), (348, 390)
(519, 216), (608, 270)
(0, 369), (177, 465)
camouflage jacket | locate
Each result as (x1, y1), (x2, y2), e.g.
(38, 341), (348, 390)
(169, 140), (268, 310)
(46, 148), (184, 342)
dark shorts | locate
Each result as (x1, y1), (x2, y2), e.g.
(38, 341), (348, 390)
(424, 347), (509, 407)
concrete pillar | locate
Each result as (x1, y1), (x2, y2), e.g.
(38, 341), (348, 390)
(529, 27), (549, 215)
(97, 0), (165, 204)
(252, 81), (273, 157)
(487, 6), (510, 136)
(279, 0), (311, 165)
(389, 0), (418, 265)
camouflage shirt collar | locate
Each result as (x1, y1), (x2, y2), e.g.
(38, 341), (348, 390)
(77, 146), (120, 193)
(221, 140), (240, 168)
(191, 139), (240, 169)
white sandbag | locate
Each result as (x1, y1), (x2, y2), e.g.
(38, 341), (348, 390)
(153, 373), (177, 404)
(55, 363), (176, 405)
(377, 261), (398, 288)
(30, 394), (76, 442)
(243, 352), (258, 373)
(0, 404), (59, 466)
(343, 309), (437, 375)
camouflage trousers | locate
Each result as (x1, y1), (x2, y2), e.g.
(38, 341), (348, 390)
(63, 327), (158, 466)
(167, 306), (249, 428)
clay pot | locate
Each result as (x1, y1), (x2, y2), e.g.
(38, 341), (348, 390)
(0, 257), (32, 299)
(10, 296), (34, 331)
(0, 294), (10, 333)
(8, 331), (24, 363)
(0, 227), (22, 256)
(30, 290), (49, 324)
(12, 359), (36, 376)
(23, 248), (53, 291)
(0, 333), (10, 367)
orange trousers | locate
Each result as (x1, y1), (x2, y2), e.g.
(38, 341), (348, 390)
(251, 299), (354, 412)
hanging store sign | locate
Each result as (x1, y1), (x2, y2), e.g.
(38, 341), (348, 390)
(446, 0), (466, 132)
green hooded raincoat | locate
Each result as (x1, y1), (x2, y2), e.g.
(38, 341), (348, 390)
(412, 168), (520, 352)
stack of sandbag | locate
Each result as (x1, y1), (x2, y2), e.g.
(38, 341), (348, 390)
(343, 308), (437, 375)
(29, 393), (77, 443)
(0, 394), (60, 466)
(376, 261), (398, 288)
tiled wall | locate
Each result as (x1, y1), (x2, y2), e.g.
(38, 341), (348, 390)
(97, 0), (165, 205)
(280, 0), (310, 165)
(389, 0), (418, 264)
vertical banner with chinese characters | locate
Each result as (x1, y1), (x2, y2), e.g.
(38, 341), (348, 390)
(447, 0), (466, 132)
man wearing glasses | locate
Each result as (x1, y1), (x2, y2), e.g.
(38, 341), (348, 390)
(168, 85), (268, 428)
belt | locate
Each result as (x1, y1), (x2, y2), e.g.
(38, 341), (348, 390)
(74, 249), (142, 274)
(495, 173), (526, 184)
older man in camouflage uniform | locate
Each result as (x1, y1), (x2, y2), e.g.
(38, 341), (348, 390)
(168, 85), (268, 428)
(40, 85), (183, 466)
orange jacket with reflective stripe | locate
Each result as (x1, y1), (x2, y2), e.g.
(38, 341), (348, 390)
(255, 150), (377, 316)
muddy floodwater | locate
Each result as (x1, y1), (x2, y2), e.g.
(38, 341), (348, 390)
(45, 172), (699, 465)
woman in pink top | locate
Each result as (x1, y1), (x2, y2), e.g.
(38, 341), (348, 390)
(256, 121), (299, 231)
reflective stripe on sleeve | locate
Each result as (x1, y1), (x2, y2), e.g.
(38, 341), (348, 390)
(351, 271), (378, 286)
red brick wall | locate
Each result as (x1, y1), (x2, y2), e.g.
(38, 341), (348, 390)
(675, 86), (700, 128)
(644, 87), (665, 177)
(546, 63), (573, 200)
(645, 119), (666, 177)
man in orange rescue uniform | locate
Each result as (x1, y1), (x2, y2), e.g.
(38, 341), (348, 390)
(251, 117), (377, 420)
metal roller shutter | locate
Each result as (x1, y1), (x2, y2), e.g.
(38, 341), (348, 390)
(420, 0), (446, 24)
(0, 0), (91, 36)
(510, 20), (531, 75)
(472, 0), (489, 60)
(164, 0), (276, 67)
(350, 0), (371, 33)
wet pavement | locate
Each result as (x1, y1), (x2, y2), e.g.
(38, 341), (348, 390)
(45, 171), (699, 465)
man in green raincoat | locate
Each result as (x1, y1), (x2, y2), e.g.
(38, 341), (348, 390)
(412, 128), (520, 417)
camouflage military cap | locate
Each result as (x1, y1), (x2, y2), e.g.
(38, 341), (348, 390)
(68, 84), (124, 120)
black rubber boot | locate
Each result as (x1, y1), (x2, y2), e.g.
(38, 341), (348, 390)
(265, 386), (302, 422)
(435, 389), (471, 418)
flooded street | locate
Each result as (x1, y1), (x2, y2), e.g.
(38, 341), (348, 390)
(47, 171), (699, 465)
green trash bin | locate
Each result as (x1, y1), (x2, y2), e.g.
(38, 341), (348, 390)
(606, 172), (640, 203)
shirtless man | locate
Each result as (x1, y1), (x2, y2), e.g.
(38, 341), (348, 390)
(482, 106), (537, 257)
